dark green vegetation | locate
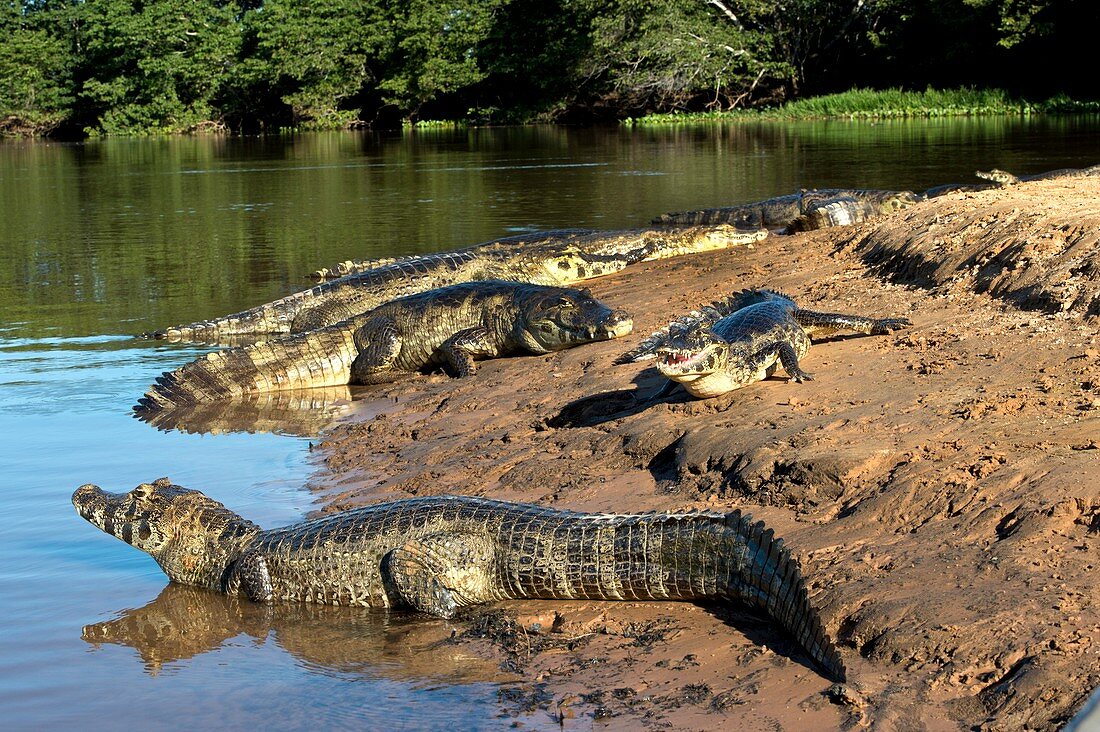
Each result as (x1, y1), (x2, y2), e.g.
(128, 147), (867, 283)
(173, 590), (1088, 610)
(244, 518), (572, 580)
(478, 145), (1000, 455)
(2, 0), (1098, 136)
(629, 88), (1100, 124)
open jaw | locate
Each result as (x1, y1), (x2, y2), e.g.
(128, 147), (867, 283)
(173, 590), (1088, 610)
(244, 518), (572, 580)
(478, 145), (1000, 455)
(656, 349), (713, 377)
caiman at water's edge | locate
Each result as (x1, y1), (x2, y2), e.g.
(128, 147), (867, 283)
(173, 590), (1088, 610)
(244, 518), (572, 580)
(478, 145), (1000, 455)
(152, 226), (764, 343)
(618, 289), (911, 398)
(653, 189), (921, 231)
(136, 281), (631, 412)
(73, 478), (846, 681)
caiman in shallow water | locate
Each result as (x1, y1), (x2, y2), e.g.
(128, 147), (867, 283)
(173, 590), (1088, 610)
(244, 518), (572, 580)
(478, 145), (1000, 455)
(136, 280), (631, 412)
(73, 478), (846, 681)
(151, 226), (764, 343)
(617, 289), (910, 399)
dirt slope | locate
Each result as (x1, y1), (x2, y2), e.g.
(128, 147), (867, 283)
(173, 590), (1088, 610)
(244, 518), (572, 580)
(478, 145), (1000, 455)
(314, 177), (1099, 731)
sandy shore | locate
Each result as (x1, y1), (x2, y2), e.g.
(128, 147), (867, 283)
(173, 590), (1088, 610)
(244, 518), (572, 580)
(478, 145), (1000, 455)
(313, 178), (1099, 730)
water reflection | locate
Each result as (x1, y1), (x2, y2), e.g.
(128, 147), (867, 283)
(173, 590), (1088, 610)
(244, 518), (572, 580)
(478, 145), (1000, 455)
(83, 584), (510, 685)
(133, 386), (354, 436)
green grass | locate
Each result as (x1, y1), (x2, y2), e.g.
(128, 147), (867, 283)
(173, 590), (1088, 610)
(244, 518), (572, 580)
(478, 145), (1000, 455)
(624, 87), (1100, 125)
(402, 118), (468, 129)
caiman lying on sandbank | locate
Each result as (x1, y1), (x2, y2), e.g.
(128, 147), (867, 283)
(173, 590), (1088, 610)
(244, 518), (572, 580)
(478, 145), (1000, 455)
(152, 225), (765, 343)
(653, 189), (921, 231)
(73, 478), (846, 681)
(309, 229), (596, 281)
(136, 281), (631, 412)
(975, 164), (1100, 186)
(618, 289), (911, 399)
(923, 163), (1100, 197)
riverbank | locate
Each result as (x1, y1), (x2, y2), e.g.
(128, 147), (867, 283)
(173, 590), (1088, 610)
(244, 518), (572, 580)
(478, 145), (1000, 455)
(313, 176), (1099, 730)
(625, 88), (1100, 125)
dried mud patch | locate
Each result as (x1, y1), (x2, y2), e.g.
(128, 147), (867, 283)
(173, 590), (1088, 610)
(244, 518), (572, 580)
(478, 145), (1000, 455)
(314, 180), (1100, 729)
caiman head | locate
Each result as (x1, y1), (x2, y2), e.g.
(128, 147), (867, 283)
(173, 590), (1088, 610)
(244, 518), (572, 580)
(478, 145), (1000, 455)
(654, 326), (732, 382)
(517, 287), (633, 353)
(73, 478), (260, 590)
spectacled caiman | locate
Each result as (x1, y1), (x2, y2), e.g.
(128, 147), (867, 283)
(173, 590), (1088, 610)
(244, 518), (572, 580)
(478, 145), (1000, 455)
(923, 163), (1100, 197)
(72, 478), (847, 681)
(150, 225), (765, 343)
(617, 289), (911, 399)
(135, 281), (631, 412)
(974, 164), (1100, 186)
(653, 189), (921, 231)
(309, 229), (597, 281)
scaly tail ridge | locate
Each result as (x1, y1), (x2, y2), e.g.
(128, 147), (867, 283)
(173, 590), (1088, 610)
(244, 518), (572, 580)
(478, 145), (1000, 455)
(729, 511), (846, 681)
(147, 286), (327, 342)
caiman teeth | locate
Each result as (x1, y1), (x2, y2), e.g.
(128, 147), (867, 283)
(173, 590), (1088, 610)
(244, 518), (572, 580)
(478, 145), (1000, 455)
(658, 351), (700, 366)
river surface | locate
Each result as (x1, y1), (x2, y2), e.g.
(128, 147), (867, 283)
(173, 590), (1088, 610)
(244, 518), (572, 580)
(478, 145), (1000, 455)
(1, 118), (1098, 730)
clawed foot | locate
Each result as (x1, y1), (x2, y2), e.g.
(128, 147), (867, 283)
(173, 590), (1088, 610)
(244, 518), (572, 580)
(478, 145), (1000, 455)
(789, 370), (814, 383)
(871, 317), (912, 335)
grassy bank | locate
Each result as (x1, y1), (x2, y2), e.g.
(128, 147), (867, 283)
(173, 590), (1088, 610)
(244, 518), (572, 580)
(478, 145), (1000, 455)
(625, 88), (1100, 125)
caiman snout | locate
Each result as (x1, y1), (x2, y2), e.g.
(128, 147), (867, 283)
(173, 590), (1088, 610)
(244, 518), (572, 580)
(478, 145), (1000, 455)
(72, 483), (110, 519)
(601, 309), (633, 339)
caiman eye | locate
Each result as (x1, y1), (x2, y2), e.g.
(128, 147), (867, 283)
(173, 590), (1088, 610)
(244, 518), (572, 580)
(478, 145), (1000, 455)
(556, 298), (574, 308)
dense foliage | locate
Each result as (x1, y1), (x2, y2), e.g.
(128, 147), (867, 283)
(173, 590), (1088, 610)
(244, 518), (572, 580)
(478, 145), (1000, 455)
(1, 0), (1097, 136)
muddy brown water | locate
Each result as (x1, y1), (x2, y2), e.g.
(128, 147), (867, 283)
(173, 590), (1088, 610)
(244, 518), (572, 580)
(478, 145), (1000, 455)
(1, 119), (1099, 730)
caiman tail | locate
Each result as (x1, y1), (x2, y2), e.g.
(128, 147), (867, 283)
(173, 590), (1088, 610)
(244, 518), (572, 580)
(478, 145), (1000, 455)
(135, 326), (357, 411)
(509, 509), (846, 681)
(147, 283), (335, 342)
(147, 252), (485, 342)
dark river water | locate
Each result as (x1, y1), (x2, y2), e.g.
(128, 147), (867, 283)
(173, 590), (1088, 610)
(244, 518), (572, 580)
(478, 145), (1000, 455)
(1, 118), (1098, 730)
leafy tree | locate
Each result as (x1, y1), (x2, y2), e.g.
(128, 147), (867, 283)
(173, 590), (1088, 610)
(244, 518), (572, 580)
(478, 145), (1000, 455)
(377, 0), (504, 117)
(0, 2), (74, 135)
(579, 0), (781, 112)
(75, 0), (242, 134)
(0, 0), (1097, 135)
(241, 0), (389, 128)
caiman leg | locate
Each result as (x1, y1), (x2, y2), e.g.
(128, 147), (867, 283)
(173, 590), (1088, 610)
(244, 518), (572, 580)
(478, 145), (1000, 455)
(794, 310), (912, 337)
(750, 341), (813, 383)
(776, 342), (813, 382)
(350, 320), (413, 385)
(380, 532), (499, 617)
(439, 327), (498, 378)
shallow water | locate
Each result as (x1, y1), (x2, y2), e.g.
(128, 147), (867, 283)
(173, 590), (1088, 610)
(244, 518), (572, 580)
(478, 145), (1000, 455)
(1, 118), (1098, 730)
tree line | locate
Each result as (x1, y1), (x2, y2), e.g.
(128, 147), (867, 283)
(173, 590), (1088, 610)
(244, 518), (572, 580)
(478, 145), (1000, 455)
(1, 0), (1096, 137)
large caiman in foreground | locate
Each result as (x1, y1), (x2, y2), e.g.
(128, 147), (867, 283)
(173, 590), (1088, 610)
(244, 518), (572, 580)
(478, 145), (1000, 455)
(135, 281), (631, 413)
(151, 225), (765, 343)
(73, 478), (846, 682)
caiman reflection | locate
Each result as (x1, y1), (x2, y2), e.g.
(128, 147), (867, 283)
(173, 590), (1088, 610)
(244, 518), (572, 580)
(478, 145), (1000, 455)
(82, 584), (509, 683)
(133, 386), (354, 436)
